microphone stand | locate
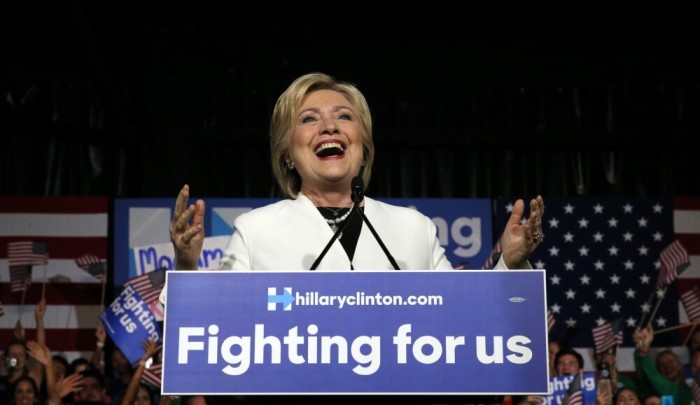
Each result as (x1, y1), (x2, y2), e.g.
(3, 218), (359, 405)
(351, 178), (401, 271)
(309, 176), (401, 271)
(309, 207), (358, 271)
(352, 202), (401, 270)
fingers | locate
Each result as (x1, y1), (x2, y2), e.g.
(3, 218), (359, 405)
(172, 201), (204, 233)
(528, 196), (545, 244)
(26, 340), (38, 355)
(170, 185), (207, 249)
(507, 199), (525, 226)
(173, 184), (190, 219)
(61, 372), (84, 390)
(180, 219), (202, 243)
(192, 199), (205, 227)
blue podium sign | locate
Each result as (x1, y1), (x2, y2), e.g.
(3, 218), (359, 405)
(162, 270), (549, 395)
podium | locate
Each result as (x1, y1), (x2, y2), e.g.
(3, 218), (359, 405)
(161, 270), (549, 397)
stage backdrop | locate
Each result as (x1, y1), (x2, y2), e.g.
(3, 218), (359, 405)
(0, 196), (109, 363)
(113, 197), (493, 286)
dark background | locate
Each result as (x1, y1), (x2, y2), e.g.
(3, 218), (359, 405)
(2, 2), (699, 199)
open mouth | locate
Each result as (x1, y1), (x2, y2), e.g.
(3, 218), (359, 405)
(314, 141), (345, 158)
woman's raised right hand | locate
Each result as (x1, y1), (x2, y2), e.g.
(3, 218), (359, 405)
(169, 184), (206, 269)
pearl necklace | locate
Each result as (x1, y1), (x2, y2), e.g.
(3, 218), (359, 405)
(322, 205), (353, 236)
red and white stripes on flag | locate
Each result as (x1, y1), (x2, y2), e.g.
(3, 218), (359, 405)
(9, 265), (32, 292)
(75, 254), (107, 283)
(681, 287), (700, 323)
(592, 319), (624, 354)
(548, 310), (556, 333)
(7, 241), (49, 267)
(75, 253), (101, 271)
(127, 269), (166, 304)
(657, 239), (691, 288)
(141, 361), (162, 388)
(673, 197), (700, 345)
(0, 301), (4, 318)
(1, 196), (108, 363)
(562, 373), (583, 405)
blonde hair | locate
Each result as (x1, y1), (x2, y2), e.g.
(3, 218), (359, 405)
(269, 72), (374, 198)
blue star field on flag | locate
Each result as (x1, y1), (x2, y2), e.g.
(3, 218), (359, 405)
(492, 197), (680, 348)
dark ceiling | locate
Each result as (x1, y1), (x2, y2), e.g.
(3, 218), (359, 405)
(2, 2), (699, 197)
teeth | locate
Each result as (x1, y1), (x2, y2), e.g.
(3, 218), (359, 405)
(314, 142), (344, 154)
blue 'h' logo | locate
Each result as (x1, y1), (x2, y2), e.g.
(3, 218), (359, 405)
(267, 287), (294, 311)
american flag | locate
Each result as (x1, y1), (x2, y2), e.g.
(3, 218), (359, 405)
(0, 301), (4, 318)
(562, 373), (583, 405)
(493, 197), (686, 348)
(661, 239), (691, 276)
(681, 287), (700, 323)
(75, 253), (101, 271)
(1, 196), (108, 364)
(126, 268), (166, 304)
(7, 241), (49, 267)
(88, 262), (107, 283)
(141, 361), (162, 388)
(670, 197), (700, 344)
(9, 265), (32, 292)
(657, 240), (690, 288)
(591, 319), (624, 354)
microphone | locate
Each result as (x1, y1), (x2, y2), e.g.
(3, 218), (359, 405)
(350, 176), (401, 270)
(351, 176), (364, 205)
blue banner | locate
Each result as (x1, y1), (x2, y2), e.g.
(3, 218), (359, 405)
(101, 284), (162, 364)
(113, 198), (493, 286)
(161, 270), (548, 395)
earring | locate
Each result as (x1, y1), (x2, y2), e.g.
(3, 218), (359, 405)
(361, 160), (366, 167)
(287, 161), (295, 170)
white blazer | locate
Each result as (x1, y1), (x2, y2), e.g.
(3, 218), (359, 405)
(219, 192), (454, 271)
(160, 193), (516, 304)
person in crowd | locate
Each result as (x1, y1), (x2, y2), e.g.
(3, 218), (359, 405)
(633, 325), (690, 405)
(47, 371), (84, 405)
(26, 340), (56, 404)
(678, 328), (700, 383)
(614, 387), (642, 405)
(502, 324), (581, 404)
(547, 347), (615, 405)
(168, 72), (545, 273)
(685, 345), (700, 387)
(180, 395), (213, 405)
(120, 339), (160, 405)
(52, 355), (70, 384)
(594, 348), (646, 399)
(1, 299), (47, 403)
(641, 394), (661, 405)
(9, 375), (40, 405)
(548, 338), (569, 378)
(554, 348), (584, 376)
(104, 348), (132, 404)
(2, 340), (34, 403)
(75, 368), (110, 404)
(92, 323), (107, 373)
(69, 358), (92, 376)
